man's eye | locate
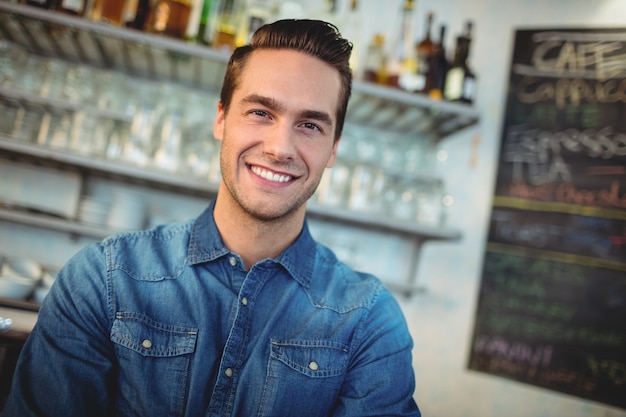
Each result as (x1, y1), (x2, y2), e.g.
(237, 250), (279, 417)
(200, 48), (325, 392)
(250, 110), (269, 118)
(302, 122), (321, 131)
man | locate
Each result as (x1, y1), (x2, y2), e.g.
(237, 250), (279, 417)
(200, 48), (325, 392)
(5, 19), (421, 417)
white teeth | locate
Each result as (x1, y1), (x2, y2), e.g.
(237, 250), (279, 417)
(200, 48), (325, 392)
(251, 166), (292, 183)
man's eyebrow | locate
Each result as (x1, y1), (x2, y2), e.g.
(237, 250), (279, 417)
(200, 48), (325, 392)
(241, 94), (282, 111)
(241, 94), (333, 127)
(300, 110), (333, 127)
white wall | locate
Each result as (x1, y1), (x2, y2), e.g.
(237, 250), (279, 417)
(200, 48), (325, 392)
(346, 1), (626, 416)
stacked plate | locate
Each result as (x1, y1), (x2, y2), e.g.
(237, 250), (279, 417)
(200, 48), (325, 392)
(0, 257), (41, 300)
(77, 196), (111, 226)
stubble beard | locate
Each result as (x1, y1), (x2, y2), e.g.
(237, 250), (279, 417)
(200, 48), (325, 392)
(219, 145), (322, 224)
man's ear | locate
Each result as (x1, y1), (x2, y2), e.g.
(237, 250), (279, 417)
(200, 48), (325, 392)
(213, 101), (225, 141)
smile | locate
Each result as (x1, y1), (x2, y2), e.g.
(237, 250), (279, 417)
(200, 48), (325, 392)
(250, 165), (293, 183)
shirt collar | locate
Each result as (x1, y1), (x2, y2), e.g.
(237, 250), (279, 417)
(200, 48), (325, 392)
(187, 198), (316, 288)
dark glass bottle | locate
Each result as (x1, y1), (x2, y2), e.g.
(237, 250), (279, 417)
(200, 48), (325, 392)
(363, 33), (386, 84)
(196, 0), (213, 44)
(415, 11), (435, 94)
(25, 0), (54, 9)
(443, 21), (476, 104)
(127, 0), (151, 29)
(388, 0), (416, 89)
(428, 24), (448, 100)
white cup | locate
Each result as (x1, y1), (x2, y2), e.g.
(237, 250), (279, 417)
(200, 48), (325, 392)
(1, 257), (42, 280)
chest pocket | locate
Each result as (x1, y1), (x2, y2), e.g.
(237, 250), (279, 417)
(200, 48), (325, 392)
(110, 312), (198, 417)
(270, 339), (349, 378)
(258, 339), (349, 417)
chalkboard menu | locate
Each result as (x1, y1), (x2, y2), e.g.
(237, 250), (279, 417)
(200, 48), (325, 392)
(468, 28), (626, 409)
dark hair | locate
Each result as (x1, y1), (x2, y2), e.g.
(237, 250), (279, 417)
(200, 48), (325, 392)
(219, 19), (353, 140)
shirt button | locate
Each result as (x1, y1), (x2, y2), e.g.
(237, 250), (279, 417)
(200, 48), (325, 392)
(141, 339), (152, 349)
(225, 368), (233, 378)
(308, 361), (319, 371)
(229, 256), (237, 266)
(241, 297), (248, 306)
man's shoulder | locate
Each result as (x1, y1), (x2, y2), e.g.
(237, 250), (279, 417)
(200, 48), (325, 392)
(308, 241), (390, 312)
(101, 220), (194, 273)
(104, 220), (193, 249)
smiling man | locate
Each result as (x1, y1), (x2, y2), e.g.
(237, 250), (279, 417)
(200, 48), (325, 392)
(5, 20), (421, 417)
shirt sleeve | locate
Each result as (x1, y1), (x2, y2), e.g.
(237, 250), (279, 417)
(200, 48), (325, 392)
(3, 242), (116, 417)
(332, 287), (422, 417)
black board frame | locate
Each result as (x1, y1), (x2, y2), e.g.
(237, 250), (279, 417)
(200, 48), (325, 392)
(468, 27), (626, 409)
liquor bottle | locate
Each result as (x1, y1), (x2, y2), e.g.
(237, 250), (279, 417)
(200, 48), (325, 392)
(196, 0), (214, 44)
(167, 0), (193, 39)
(127, 0), (150, 29)
(184, 0), (204, 40)
(444, 21), (476, 104)
(53, 0), (89, 16)
(90, 0), (128, 25)
(428, 24), (448, 100)
(235, 0), (275, 47)
(144, 0), (193, 39)
(387, 0), (416, 90)
(123, 0), (138, 24)
(338, 0), (363, 79)
(213, 0), (241, 51)
(415, 11), (435, 94)
(25, 0), (54, 9)
(363, 33), (386, 84)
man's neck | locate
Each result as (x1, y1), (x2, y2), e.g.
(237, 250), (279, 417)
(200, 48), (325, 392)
(213, 184), (305, 270)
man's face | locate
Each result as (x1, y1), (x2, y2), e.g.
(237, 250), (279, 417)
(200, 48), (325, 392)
(214, 48), (341, 222)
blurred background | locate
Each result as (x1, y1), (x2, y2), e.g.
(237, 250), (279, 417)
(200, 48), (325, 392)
(0, 0), (625, 415)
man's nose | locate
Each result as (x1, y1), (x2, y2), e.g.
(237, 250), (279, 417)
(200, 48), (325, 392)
(263, 122), (297, 160)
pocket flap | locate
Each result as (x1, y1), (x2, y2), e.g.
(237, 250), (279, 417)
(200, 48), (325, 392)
(111, 312), (198, 358)
(270, 339), (349, 378)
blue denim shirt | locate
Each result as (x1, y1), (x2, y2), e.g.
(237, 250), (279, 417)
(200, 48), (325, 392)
(5, 200), (420, 417)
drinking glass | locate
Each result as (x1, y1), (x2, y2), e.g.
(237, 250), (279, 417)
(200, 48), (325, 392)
(40, 58), (68, 100)
(14, 103), (45, 142)
(348, 162), (376, 212)
(106, 120), (131, 160)
(391, 177), (418, 221)
(153, 109), (183, 172)
(47, 109), (73, 150)
(0, 41), (28, 89)
(64, 64), (95, 105)
(415, 178), (444, 227)
(0, 98), (21, 137)
(181, 120), (215, 178)
(14, 55), (46, 95)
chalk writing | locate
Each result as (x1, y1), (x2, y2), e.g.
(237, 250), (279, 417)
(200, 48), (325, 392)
(507, 181), (626, 211)
(490, 210), (614, 255)
(503, 124), (626, 186)
(516, 31), (626, 80)
(483, 295), (576, 321)
(535, 367), (598, 393)
(483, 251), (587, 285)
(556, 181), (626, 208)
(516, 77), (626, 109)
(474, 335), (553, 367)
(587, 355), (626, 386)
(480, 315), (626, 347)
(471, 28), (626, 409)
